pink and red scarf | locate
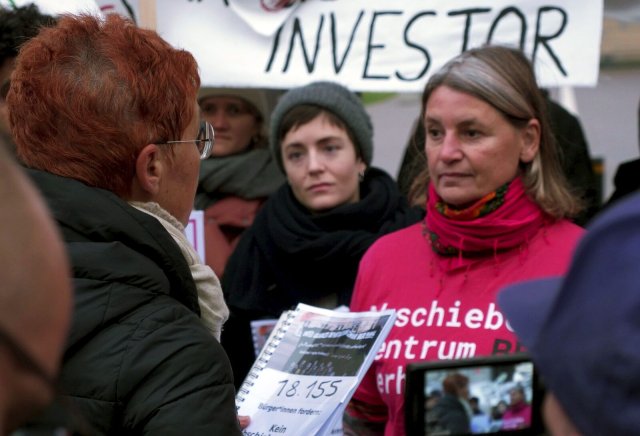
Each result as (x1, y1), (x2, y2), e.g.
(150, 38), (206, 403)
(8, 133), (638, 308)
(425, 177), (547, 257)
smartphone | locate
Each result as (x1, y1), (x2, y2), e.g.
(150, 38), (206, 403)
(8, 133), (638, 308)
(405, 353), (545, 436)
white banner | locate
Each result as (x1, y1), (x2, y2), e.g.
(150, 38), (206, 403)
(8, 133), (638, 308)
(0, 0), (100, 15)
(153, 0), (603, 92)
(13, 0), (604, 91)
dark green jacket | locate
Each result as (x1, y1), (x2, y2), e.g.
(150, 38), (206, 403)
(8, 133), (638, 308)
(29, 169), (241, 436)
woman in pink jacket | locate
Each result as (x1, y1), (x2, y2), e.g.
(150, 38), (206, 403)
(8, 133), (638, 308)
(344, 45), (585, 435)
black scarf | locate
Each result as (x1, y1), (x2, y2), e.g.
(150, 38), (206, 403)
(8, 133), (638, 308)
(195, 148), (284, 209)
(222, 167), (424, 315)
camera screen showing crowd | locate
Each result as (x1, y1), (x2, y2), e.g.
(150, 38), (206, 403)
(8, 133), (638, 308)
(405, 354), (545, 436)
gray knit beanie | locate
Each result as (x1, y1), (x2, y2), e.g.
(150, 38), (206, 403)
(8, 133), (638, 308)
(270, 81), (373, 171)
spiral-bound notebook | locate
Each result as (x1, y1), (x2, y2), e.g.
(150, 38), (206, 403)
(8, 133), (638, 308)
(236, 303), (396, 436)
(250, 318), (280, 357)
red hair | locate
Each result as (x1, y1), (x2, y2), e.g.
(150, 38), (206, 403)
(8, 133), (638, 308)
(442, 373), (469, 396)
(8, 14), (200, 197)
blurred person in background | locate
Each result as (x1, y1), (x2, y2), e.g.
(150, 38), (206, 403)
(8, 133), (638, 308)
(195, 87), (284, 277)
(469, 396), (491, 433)
(501, 385), (532, 430)
(8, 13), (241, 434)
(542, 89), (600, 225)
(606, 96), (640, 207)
(427, 373), (472, 435)
(491, 400), (509, 422)
(0, 3), (55, 154)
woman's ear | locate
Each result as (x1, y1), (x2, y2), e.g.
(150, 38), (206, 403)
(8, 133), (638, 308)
(133, 144), (163, 196)
(357, 158), (367, 175)
(519, 118), (541, 163)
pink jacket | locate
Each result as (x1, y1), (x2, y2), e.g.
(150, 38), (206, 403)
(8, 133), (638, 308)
(203, 196), (264, 277)
(349, 220), (584, 436)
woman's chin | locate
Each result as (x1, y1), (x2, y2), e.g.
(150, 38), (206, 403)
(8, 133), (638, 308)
(437, 191), (479, 209)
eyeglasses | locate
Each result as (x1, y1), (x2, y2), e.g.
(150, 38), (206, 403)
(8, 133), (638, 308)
(0, 324), (58, 393)
(157, 121), (215, 160)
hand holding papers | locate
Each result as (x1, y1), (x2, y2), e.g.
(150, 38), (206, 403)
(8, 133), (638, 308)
(237, 304), (395, 436)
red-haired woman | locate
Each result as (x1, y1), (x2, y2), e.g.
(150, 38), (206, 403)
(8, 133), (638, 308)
(8, 14), (241, 434)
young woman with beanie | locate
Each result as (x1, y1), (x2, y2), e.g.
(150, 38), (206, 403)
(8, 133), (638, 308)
(343, 46), (585, 435)
(195, 87), (284, 277)
(220, 81), (424, 388)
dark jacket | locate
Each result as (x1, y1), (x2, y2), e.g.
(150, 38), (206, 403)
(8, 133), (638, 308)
(428, 395), (471, 435)
(606, 158), (640, 208)
(29, 169), (242, 436)
(221, 168), (424, 388)
(546, 95), (600, 225)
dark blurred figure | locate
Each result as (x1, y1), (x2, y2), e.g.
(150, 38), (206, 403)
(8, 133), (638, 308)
(0, 142), (72, 435)
(427, 373), (472, 435)
(397, 119), (426, 204)
(491, 400), (508, 421)
(425, 390), (442, 412)
(606, 97), (640, 207)
(468, 397), (481, 415)
(398, 92), (600, 226)
(0, 4), (55, 153)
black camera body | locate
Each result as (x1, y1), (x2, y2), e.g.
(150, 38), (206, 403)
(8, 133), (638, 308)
(405, 353), (545, 436)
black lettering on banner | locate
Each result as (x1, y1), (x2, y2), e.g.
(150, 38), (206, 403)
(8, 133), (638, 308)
(396, 11), (435, 82)
(487, 6), (527, 50)
(265, 25), (283, 72)
(283, 15), (325, 73)
(447, 8), (491, 53)
(533, 6), (568, 76)
(330, 11), (364, 74)
(363, 10), (402, 80)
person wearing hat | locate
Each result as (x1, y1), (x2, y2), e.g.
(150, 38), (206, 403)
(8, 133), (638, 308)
(220, 81), (424, 388)
(344, 46), (585, 435)
(499, 191), (640, 435)
(195, 87), (284, 278)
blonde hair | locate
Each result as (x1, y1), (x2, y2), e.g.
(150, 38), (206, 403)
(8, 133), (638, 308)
(412, 45), (581, 219)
